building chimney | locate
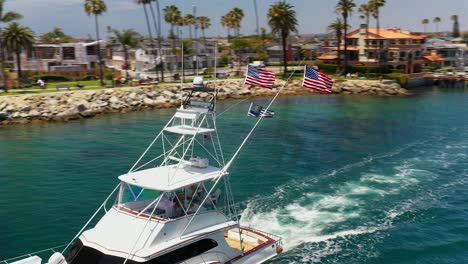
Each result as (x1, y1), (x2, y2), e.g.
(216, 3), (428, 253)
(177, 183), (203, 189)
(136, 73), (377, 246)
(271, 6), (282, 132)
(360, 24), (368, 35)
(358, 24), (368, 62)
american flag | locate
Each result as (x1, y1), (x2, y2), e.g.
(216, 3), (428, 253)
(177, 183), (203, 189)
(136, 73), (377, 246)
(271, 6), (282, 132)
(244, 65), (276, 89)
(303, 65), (334, 93)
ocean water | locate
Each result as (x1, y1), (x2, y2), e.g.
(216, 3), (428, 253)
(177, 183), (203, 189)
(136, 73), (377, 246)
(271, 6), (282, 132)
(1, 85), (468, 263)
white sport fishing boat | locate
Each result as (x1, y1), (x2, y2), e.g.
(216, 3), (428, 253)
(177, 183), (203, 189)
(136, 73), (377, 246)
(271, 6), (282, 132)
(4, 77), (283, 264)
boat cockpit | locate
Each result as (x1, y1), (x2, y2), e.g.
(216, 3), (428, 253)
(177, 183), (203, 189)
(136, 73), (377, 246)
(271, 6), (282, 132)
(117, 182), (222, 221)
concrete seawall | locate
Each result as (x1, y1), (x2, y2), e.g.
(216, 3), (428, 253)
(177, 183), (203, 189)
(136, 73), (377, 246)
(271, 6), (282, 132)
(0, 79), (409, 125)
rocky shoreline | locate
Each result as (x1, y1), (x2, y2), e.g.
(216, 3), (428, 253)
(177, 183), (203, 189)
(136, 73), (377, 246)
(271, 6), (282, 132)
(0, 79), (409, 125)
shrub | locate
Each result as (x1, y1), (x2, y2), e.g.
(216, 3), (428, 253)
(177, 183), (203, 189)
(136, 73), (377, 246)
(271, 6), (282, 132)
(422, 65), (436, 72)
(219, 55), (230, 67)
(385, 73), (409, 87)
(31, 74), (71, 82)
(315, 63), (338, 75)
(81, 74), (97, 81)
(252, 52), (270, 62)
(104, 68), (115, 80)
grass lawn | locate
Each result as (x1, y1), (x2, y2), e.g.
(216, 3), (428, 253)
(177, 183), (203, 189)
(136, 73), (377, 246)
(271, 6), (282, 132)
(0, 80), (105, 96)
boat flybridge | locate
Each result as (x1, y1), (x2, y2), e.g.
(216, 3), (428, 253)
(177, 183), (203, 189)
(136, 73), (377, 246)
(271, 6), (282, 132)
(6, 77), (282, 264)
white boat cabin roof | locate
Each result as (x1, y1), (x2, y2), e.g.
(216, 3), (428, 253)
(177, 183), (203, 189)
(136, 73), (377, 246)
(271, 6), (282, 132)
(118, 164), (221, 191)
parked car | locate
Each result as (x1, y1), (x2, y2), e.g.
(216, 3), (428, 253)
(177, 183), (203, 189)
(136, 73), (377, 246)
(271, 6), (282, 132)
(249, 61), (265, 68)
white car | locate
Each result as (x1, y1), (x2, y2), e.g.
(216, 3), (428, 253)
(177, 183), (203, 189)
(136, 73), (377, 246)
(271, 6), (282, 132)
(249, 61), (265, 68)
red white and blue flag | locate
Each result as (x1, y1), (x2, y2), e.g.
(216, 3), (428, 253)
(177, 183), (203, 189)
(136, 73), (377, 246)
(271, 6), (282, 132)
(244, 65), (276, 89)
(303, 65), (334, 93)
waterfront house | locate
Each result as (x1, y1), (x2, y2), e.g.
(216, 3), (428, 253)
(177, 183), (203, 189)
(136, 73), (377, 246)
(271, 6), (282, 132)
(15, 40), (105, 72)
(134, 40), (218, 75)
(266, 44), (300, 63)
(424, 38), (466, 69)
(319, 24), (427, 73)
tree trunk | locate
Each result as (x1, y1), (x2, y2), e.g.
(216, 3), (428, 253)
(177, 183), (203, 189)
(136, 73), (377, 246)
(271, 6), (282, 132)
(253, 0), (260, 36)
(376, 11), (382, 71)
(143, 4), (156, 75)
(282, 33), (288, 75)
(0, 26), (5, 87)
(202, 29), (207, 46)
(154, 0), (164, 82)
(124, 47), (129, 81)
(16, 52), (22, 79)
(336, 34), (342, 73)
(146, 4), (158, 79)
(95, 15), (104, 86)
(343, 13), (348, 74)
(171, 25), (179, 78)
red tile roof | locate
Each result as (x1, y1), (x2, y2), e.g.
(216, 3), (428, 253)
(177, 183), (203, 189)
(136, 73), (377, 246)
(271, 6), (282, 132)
(318, 54), (338, 60)
(347, 28), (427, 40)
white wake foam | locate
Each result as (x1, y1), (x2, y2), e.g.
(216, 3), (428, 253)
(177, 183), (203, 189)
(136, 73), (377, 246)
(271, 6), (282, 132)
(240, 137), (468, 262)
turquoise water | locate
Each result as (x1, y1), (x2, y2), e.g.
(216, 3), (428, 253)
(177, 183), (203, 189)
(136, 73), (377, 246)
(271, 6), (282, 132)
(1, 86), (468, 263)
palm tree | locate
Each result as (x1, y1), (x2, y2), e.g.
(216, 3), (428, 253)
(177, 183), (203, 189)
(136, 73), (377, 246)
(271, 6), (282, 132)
(163, 5), (181, 74)
(221, 14), (231, 39)
(150, 0), (164, 82)
(163, 5), (181, 40)
(433, 17), (441, 34)
(370, 0), (385, 31)
(1, 22), (34, 79)
(136, 0), (157, 78)
(84, 0), (107, 86)
(0, 0), (23, 86)
(230, 8), (244, 37)
(422, 18), (429, 33)
(184, 14), (196, 39)
(111, 29), (141, 81)
(451, 15), (460, 37)
(328, 18), (345, 73)
(335, 0), (355, 74)
(358, 2), (372, 31)
(268, 1), (298, 75)
(196, 16), (211, 41)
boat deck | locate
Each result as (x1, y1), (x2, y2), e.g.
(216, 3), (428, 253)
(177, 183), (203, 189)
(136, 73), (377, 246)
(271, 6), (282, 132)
(224, 231), (257, 251)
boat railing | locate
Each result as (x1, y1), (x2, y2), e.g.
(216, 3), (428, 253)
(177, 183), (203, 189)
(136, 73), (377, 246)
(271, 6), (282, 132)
(0, 243), (67, 264)
(242, 226), (283, 247)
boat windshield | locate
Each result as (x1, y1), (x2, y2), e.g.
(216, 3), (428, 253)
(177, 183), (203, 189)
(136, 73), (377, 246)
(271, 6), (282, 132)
(118, 183), (221, 220)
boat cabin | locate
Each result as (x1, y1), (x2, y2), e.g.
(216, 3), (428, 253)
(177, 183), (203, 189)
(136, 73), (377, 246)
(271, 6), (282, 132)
(117, 163), (223, 220)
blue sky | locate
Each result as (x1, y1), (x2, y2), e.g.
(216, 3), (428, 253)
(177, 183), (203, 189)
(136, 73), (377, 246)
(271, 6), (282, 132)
(4, 0), (468, 38)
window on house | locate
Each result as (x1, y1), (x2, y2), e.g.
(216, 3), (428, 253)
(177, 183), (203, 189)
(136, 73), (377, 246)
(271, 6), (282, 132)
(63, 47), (76, 60)
(86, 45), (97, 55)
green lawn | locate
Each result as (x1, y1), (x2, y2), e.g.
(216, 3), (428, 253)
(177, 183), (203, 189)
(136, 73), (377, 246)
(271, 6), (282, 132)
(0, 80), (105, 96)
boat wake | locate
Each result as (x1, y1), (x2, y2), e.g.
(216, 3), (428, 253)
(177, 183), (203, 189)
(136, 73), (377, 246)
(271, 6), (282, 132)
(240, 136), (468, 263)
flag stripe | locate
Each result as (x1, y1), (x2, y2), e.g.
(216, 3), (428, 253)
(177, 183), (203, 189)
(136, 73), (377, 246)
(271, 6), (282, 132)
(302, 65), (334, 93)
(244, 65), (276, 89)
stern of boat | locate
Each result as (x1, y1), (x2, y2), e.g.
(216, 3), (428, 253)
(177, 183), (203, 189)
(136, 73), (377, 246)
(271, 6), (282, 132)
(224, 226), (283, 264)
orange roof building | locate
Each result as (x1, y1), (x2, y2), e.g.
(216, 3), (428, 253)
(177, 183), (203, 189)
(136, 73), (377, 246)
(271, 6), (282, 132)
(320, 24), (428, 73)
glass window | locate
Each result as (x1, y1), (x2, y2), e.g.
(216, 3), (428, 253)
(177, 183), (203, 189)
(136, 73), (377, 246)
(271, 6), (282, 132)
(66, 239), (218, 264)
(86, 45), (97, 55)
(63, 47), (76, 60)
